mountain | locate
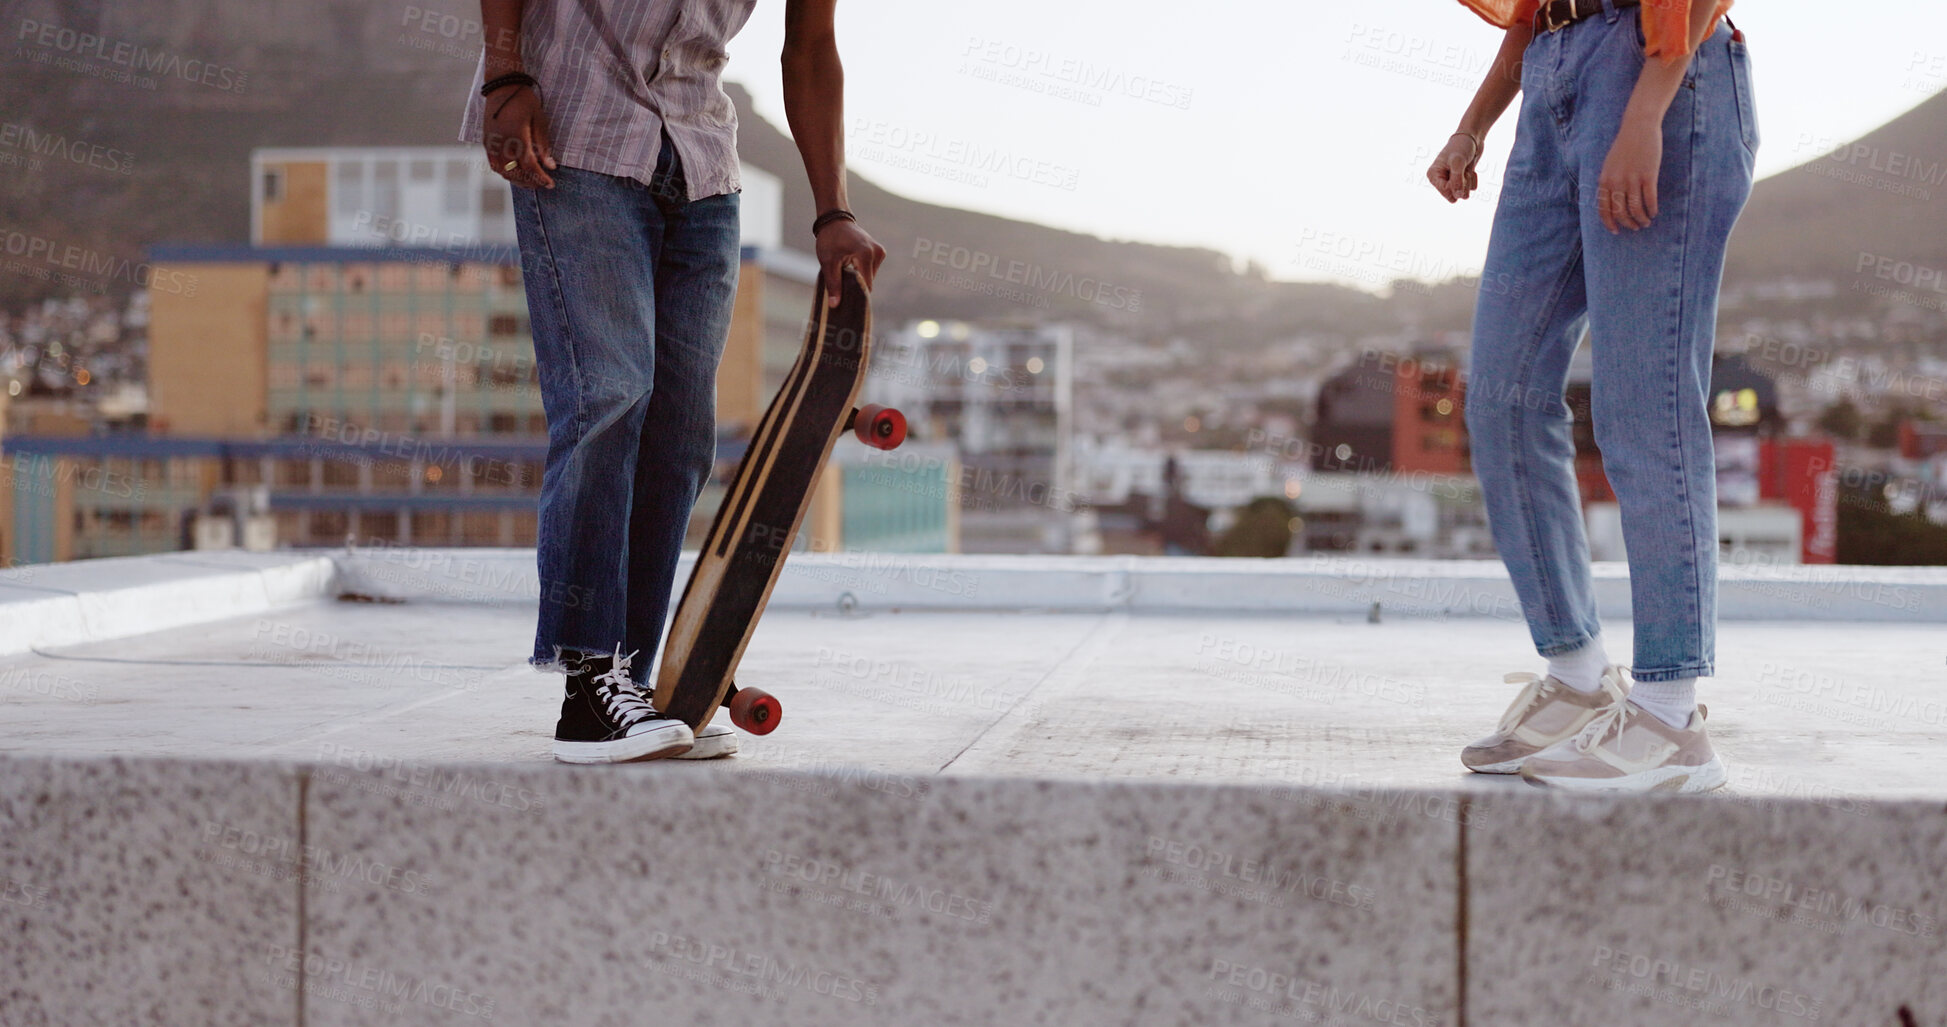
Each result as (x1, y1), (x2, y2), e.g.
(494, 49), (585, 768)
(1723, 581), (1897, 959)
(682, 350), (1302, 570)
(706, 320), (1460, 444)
(1726, 87), (1947, 284)
(0, 0), (1939, 339)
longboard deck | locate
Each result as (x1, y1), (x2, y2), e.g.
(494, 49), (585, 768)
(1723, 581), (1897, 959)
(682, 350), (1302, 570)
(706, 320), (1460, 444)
(653, 268), (874, 730)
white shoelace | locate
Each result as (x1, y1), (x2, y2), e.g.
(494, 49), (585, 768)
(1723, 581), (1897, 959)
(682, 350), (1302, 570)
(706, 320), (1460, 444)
(591, 645), (656, 724)
(1572, 700), (1633, 754)
(1494, 672), (1559, 735)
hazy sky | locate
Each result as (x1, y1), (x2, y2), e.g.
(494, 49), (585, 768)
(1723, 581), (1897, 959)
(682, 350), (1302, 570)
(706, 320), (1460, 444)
(725, 1), (1947, 291)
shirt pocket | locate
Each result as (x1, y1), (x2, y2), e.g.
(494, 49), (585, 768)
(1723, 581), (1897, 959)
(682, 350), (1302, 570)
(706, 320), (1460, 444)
(658, 0), (755, 93)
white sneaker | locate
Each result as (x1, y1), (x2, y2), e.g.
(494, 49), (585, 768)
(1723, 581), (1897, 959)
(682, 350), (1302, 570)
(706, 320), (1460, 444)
(1521, 701), (1728, 794)
(1461, 666), (1630, 774)
(672, 719), (738, 760)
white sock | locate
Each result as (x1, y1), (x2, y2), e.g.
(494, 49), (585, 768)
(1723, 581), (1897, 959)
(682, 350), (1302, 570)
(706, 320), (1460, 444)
(1629, 678), (1697, 729)
(1545, 636), (1609, 693)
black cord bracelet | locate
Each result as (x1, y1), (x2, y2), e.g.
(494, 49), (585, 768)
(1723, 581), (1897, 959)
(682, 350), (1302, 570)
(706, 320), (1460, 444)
(480, 71), (537, 98)
(812, 209), (857, 236)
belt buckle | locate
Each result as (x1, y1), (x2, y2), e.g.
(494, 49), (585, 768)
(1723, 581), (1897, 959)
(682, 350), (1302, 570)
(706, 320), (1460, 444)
(1538, 0), (1569, 32)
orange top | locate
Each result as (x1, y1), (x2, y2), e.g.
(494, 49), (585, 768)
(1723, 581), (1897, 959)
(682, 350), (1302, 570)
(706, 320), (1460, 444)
(1458, 0), (1733, 61)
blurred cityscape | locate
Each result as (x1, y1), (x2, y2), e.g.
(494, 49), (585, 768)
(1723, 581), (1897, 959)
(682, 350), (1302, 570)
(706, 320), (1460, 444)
(3, 92), (1945, 569)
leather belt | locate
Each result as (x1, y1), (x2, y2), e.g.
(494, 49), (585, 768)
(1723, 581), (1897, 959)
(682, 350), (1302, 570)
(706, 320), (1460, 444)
(1535, 0), (1641, 33)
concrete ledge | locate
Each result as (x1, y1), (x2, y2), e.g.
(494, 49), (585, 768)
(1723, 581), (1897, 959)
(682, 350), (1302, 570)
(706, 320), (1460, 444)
(0, 755), (302, 1026)
(1470, 791), (1947, 1027)
(5, 754), (1940, 1024)
(304, 762), (1456, 1025)
(331, 548), (1947, 622)
(0, 552), (338, 658)
(3, 550), (1939, 663)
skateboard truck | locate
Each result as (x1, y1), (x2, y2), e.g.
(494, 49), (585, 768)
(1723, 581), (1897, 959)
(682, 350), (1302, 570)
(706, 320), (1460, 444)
(846, 404), (906, 450)
(724, 681), (782, 735)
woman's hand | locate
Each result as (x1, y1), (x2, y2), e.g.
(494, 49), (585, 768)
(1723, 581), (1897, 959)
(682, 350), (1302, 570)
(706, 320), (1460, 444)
(814, 220), (887, 305)
(483, 85), (556, 190)
(1597, 115), (1662, 232)
(1427, 132), (1483, 203)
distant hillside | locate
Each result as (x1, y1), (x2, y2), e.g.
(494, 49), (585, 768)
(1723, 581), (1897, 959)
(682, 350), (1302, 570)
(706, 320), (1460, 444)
(0, 0), (1938, 340)
(1727, 87), (1947, 283)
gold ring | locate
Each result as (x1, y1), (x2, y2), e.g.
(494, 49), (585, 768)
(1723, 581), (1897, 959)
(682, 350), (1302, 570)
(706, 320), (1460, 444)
(502, 160), (519, 172)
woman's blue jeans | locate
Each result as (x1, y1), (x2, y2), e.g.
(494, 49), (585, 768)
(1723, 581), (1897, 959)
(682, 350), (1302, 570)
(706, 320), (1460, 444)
(1465, 6), (1757, 682)
(512, 144), (740, 668)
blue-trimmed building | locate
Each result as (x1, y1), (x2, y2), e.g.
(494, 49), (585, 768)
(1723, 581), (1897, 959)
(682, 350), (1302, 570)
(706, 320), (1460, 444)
(2, 241), (956, 564)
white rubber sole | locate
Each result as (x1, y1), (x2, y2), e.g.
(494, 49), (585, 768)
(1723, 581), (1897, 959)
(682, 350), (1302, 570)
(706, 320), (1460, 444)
(1522, 755), (1730, 794)
(672, 727), (739, 760)
(552, 724), (694, 764)
(1463, 755), (1529, 775)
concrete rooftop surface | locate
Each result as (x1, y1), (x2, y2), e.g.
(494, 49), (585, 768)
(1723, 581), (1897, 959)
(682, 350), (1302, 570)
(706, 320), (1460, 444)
(4, 549), (1945, 1027)
(0, 548), (1942, 801)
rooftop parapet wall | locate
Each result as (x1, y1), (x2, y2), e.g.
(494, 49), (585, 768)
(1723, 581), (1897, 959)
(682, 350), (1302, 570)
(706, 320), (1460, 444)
(1, 753), (1940, 1026)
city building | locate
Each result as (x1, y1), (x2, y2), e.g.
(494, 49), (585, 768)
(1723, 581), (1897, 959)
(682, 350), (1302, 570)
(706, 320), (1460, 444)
(1310, 348), (1469, 475)
(869, 320), (1074, 552)
(250, 145), (783, 253)
(0, 148), (947, 564)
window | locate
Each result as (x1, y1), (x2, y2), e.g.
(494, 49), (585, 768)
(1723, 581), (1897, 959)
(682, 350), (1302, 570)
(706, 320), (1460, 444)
(262, 168), (285, 203)
(333, 160), (363, 217)
(372, 160), (400, 220)
(480, 182), (508, 215)
(443, 159), (470, 216)
(488, 314), (519, 336)
(409, 159), (435, 182)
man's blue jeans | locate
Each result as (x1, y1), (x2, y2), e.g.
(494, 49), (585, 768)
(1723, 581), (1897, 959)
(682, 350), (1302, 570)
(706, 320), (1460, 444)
(1465, 7), (1757, 682)
(512, 143), (740, 668)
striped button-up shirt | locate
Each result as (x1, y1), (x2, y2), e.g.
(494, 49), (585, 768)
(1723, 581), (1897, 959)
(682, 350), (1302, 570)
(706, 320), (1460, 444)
(461, 0), (757, 200)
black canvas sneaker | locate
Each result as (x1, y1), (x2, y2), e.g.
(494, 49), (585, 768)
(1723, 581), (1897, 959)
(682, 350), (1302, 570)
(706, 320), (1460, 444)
(551, 646), (693, 764)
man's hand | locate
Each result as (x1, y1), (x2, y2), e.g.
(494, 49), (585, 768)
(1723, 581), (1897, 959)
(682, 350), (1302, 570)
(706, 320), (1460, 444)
(1428, 132), (1483, 203)
(1597, 116), (1662, 233)
(815, 220), (886, 303)
(483, 86), (556, 190)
